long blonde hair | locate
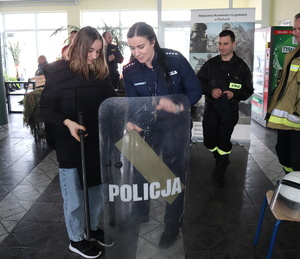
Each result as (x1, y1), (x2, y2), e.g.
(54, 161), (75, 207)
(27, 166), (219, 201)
(66, 26), (109, 79)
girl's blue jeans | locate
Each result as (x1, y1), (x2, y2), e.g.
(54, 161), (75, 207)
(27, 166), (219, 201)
(59, 168), (103, 242)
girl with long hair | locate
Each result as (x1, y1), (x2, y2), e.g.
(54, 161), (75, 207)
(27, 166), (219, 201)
(40, 26), (116, 258)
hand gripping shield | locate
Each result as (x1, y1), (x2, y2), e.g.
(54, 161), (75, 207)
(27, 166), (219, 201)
(99, 94), (190, 258)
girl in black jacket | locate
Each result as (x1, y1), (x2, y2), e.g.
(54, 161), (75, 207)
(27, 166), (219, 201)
(40, 26), (116, 258)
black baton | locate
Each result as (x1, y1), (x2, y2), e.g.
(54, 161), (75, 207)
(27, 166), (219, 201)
(78, 111), (91, 240)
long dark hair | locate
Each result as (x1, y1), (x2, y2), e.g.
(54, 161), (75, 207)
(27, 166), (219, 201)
(127, 22), (171, 83)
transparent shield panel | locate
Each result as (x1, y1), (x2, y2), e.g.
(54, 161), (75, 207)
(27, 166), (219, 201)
(99, 95), (190, 258)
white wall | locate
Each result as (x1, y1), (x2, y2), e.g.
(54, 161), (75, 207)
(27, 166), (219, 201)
(272, 0), (299, 26)
(2, 0), (295, 28)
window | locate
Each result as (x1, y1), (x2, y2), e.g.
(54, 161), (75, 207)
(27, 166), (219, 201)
(120, 11), (157, 27)
(161, 10), (190, 21)
(2, 12), (67, 79)
(37, 12), (67, 29)
(81, 11), (120, 27)
(81, 10), (158, 65)
(4, 13), (35, 30)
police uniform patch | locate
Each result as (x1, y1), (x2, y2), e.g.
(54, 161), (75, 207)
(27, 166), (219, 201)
(229, 82), (242, 89)
(123, 61), (137, 72)
(134, 81), (147, 86)
(164, 50), (180, 58)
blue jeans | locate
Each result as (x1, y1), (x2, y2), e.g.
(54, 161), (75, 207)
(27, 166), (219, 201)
(59, 168), (103, 242)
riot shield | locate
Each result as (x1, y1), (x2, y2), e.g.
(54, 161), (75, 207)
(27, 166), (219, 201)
(99, 94), (190, 258)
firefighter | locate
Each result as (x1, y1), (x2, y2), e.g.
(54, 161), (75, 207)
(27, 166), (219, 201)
(197, 30), (253, 188)
(266, 13), (300, 174)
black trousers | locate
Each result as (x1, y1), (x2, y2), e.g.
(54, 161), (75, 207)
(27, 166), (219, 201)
(109, 73), (120, 89)
(133, 121), (188, 228)
(202, 103), (239, 153)
(276, 130), (300, 171)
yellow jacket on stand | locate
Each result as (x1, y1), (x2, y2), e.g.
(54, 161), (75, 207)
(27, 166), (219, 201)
(267, 45), (300, 130)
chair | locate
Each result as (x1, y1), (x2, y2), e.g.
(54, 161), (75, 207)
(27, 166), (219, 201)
(253, 189), (300, 259)
(4, 80), (36, 113)
(5, 75), (45, 113)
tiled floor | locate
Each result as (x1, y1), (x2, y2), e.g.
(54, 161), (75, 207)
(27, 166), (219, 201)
(1, 113), (300, 259)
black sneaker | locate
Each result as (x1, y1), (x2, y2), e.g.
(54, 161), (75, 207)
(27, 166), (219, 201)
(159, 227), (179, 249)
(69, 240), (101, 258)
(90, 228), (114, 247)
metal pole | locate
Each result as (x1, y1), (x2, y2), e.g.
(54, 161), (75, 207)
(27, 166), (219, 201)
(78, 111), (91, 240)
(157, 0), (163, 46)
(0, 35), (9, 126)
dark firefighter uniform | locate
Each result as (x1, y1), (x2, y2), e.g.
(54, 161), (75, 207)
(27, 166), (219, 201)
(106, 43), (124, 89)
(197, 52), (253, 186)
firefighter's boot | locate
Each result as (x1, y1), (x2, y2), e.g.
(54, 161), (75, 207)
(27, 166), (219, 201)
(213, 154), (230, 188)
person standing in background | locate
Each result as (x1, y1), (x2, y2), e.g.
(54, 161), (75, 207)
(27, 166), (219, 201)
(40, 26), (116, 259)
(197, 30), (253, 188)
(62, 30), (78, 58)
(103, 31), (124, 89)
(266, 13), (300, 174)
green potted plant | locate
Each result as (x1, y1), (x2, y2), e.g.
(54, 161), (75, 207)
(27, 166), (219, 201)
(51, 24), (80, 45)
(51, 23), (127, 54)
(97, 22), (127, 54)
(8, 41), (21, 80)
(4, 72), (20, 91)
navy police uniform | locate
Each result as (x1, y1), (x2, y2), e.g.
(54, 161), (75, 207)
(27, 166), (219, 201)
(123, 49), (201, 107)
(122, 48), (202, 229)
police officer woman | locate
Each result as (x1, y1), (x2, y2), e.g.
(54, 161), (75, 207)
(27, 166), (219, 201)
(122, 22), (202, 249)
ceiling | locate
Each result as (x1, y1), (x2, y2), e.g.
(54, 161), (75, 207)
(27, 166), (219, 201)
(0, 0), (80, 7)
